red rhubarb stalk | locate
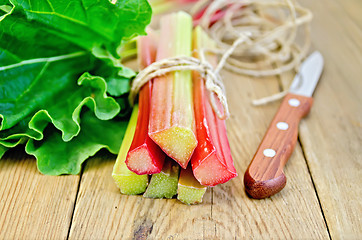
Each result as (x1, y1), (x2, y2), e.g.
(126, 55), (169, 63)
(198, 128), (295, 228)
(191, 27), (237, 186)
(148, 12), (197, 169)
(125, 34), (166, 175)
(193, 7), (227, 27)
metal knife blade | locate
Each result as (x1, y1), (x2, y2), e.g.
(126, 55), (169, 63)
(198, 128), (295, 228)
(290, 51), (324, 97)
(244, 51), (324, 199)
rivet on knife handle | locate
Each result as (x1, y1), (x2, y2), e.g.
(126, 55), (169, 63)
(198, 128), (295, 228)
(244, 93), (313, 199)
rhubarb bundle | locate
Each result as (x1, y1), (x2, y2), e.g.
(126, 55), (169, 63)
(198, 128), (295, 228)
(113, 12), (237, 205)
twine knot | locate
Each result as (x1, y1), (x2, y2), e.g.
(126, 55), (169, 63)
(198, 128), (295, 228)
(129, 55), (230, 120)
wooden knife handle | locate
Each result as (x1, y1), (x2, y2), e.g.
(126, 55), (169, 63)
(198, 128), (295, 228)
(244, 93), (313, 199)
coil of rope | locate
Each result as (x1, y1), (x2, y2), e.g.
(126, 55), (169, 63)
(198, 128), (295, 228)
(191, 0), (313, 105)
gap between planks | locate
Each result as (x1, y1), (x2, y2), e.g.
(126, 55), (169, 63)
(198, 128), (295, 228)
(66, 166), (85, 240)
(297, 136), (332, 240)
(275, 65), (331, 239)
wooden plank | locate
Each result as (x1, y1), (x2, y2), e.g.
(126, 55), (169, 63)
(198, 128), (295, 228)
(284, 0), (362, 238)
(0, 148), (80, 240)
(332, 0), (362, 29)
(68, 155), (212, 239)
(211, 70), (328, 239)
(68, 69), (329, 239)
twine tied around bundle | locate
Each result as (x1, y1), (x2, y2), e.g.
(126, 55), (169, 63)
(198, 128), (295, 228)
(129, 54), (230, 120)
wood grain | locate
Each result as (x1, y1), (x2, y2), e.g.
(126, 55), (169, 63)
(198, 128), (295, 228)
(1, 0), (361, 239)
(0, 148), (79, 240)
(68, 70), (328, 239)
(331, 0), (362, 29)
(287, 0), (362, 238)
(67, 155), (213, 239)
(214, 70), (328, 239)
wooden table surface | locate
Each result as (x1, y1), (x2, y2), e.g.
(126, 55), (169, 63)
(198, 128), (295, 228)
(1, 0), (361, 239)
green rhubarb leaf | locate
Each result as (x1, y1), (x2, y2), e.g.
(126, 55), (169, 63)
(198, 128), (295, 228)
(0, 68), (124, 148)
(0, 1), (83, 60)
(27, 72), (122, 142)
(0, 0), (152, 175)
(0, 52), (92, 131)
(0, 70), (131, 175)
(0, 0), (151, 132)
(105, 75), (131, 97)
(0, 116), (42, 151)
(0, 145), (7, 159)
(104, 67), (136, 97)
(8, 0), (152, 58)
(26, 111), (128, 175)
(91, 59), (134, 97)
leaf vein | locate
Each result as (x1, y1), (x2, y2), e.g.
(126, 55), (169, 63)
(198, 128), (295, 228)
(0, 51), (86, 71)
(24, 9), (87, 26)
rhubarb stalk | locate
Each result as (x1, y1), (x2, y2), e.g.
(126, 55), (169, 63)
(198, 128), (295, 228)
(148, 12), (197, 169)
(112, 105), (148, 194)
(143, 157), (180, 199)
(191, 26), (237, 186)
(177, 166), (207, 204)
(125, 34), (166, 175)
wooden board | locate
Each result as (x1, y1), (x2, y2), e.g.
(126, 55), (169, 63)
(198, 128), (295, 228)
(0, 0), (361, 239)
(331, 0), (362, 28)
(0, 149), (79, 239)
(293, 0), (362, 238)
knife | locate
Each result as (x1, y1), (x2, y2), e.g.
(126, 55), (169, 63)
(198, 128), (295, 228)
(244, 51), (324, 199)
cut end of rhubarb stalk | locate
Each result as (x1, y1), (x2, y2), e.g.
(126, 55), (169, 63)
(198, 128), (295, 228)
(192, 152), (237, 187)
(126, 143), (165, 175)
(177, 166), (207, 204)
(112, 105), (148, 195)
(149, 126), (197, 168)
(112, 154), (149, 195)
(143, 158), (180, 199)
(126, 145), (157, 174)
(112, 173), (148, 195)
